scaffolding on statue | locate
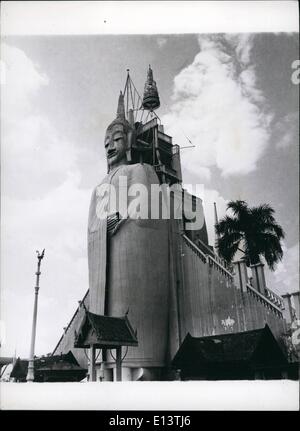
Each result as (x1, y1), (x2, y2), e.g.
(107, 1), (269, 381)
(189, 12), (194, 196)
(122, 67), (182, 185)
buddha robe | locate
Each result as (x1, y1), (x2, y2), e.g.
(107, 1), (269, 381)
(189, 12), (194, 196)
(88, 163), (169, 370)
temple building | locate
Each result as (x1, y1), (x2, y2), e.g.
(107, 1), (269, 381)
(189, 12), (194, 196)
(10, 352), (87, 383)
(52, 67), (299, 381)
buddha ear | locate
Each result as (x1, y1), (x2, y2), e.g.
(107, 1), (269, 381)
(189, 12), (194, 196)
(126, 128), (135, 163)
(126, 149), (132, 163)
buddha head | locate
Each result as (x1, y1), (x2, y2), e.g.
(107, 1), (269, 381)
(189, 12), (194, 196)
(105, 91), (134, 172)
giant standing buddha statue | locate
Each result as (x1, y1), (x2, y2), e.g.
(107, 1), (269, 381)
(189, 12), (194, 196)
(87, 69), (172, 381)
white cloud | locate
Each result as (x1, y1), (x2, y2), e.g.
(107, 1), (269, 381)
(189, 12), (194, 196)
(1, 43), (48, 118)
(162, 34), (271, 179)
(232, 34), (253, 65)
(1, 43), (82, 199)
(196, 167), (211, 182)
(267, 242), (299, 295)
(275, 112), (298, 149)
(2, 114), (80, 199)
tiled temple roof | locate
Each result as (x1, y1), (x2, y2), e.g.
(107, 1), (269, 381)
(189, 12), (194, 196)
(10, 351), (87, 381)
(173, 325), (287, 368)
(74, 310), (138, 348)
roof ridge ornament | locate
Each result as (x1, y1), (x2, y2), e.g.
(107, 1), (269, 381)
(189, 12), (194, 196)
(147, 64), (153, 83)
(116, 91), (126, 120)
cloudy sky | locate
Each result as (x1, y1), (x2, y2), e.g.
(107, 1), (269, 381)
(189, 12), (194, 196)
(1, 7), (299, 358)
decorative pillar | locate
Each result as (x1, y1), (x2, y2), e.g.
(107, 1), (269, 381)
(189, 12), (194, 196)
(282, 294), (293, 323)
(26, 249), (45, 382)
(250, 262), (266, 294)
(233, 259), (248, 292)
(99, 359), (105, 381)
(89, 344), (96, 382)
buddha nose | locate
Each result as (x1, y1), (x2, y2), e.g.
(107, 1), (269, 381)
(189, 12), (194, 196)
(107, 139), (114, 150)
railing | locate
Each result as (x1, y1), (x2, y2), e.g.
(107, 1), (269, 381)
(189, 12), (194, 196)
(182, 234), (207, 263)
(157, 131), (172, 144)
(246, 283), (283, 318)
(264, 286), (285, 310)
(172, 144), (180, 155)
(182, 234), (284, 318)
(207, 255), (234, 279)
(52, 290), (89, 354)
(183, 235), (234, 278)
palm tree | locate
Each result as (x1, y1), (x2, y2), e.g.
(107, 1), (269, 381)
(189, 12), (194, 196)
(215, 200), (285, 270)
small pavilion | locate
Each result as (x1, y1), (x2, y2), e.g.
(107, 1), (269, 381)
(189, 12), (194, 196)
(74, 309), (138, 381)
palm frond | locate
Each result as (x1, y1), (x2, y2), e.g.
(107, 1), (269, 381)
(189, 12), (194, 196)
(227, 200), (248, 217)
(215, 215), (241, 236)
(217, 231), (243, 263)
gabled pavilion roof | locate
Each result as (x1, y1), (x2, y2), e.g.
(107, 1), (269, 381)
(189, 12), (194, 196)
(172, 324), (288, 370)
(74, 310), (138, 349)
(10, 351), (87, 381)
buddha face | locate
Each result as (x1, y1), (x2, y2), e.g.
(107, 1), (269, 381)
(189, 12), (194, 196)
(105, 123), (128, 169)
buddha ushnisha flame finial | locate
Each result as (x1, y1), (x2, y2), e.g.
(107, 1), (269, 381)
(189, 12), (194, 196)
(142, 65), (160, 111)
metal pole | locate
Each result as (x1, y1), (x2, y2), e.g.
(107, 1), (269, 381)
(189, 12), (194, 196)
(116, 347), (122, 381)
(213, 202), (219, 253)
(26, 249), (45, 382)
